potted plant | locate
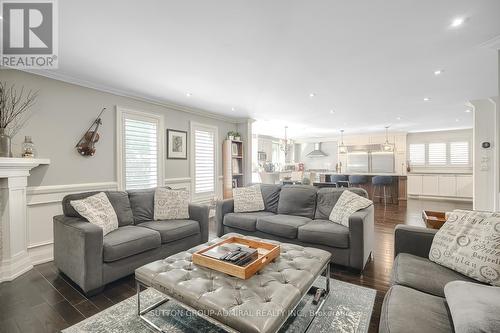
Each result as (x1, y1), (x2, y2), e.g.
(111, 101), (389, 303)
(0, 82), (38, 157)
(227, 131), (241, 140)
(234, 131), (241, 141)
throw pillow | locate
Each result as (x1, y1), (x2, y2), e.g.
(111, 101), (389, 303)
(329, 190), (373, 227)
(444, 281), (500, 333)
(70, 192), (119, 236)
(233, 185), (265, 213)
(429, 210), (500, 286)
(154, 187), (190, 220)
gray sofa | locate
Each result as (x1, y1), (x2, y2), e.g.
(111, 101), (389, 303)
(53, 189), (209, 295)
(379, 225), (489, 333)
(216, 185), (374, 271)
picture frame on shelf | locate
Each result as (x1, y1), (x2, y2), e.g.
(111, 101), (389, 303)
(167, 129), (188, 159)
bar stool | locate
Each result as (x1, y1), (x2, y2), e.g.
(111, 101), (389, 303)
(330, 174), (349, 187)
(372, 176), (393, 205)
(349, 175), (369, 188)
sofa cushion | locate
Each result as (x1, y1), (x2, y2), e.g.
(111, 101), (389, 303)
(62, 191), (135, 227)
(329, 190), (373, 227)
(315, 187), (369, 220)
(154, 188), (190, 220)
(138, 220), (200, 244)
(256, 214), (312, 239)
(103, 226), (161, 262)
(70, 192), (119, 236)
(277, 185), (317, 219)
(392, 253), (477, 297)
(297, 219), (349, 248)
(223, 211), (275, 232)
(379, 285), (453, 333)
(233, 185), (265, 213)
(260, 184), (282, 213)
(127, 188), (156, 223)
(444, 281), (500, 333)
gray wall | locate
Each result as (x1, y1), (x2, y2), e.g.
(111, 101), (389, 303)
(3, 70), (237, 187)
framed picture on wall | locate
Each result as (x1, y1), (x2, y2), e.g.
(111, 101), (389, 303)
(167, 129), (188, 159)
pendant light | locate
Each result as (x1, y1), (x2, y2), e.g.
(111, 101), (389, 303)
(279, 126), (291, 156)
(382, 126), (394, 152)
(338, 129), (348, 154)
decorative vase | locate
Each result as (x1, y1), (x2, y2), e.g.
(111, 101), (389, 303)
(22, 136), (36, 158)
(228, 135), (234, 140)
(0, 128), (12, 157)
(235, 136), (241, 141)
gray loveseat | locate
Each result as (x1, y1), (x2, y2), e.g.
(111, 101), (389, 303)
(379, 225), (492, 333)
(53, 189), (209, 295)
(216, 185), (374, 271)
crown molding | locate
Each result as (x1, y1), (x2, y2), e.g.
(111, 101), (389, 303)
(19, 69), (248, 124)
(478, 34), (500, 49)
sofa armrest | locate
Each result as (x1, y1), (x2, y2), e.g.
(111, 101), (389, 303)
(53, 215), (103, 293)
(216, 199), (234, 237)
(394, 225), (438, 259)
(189, 203), (210, 242)
(348, 205), (374, 271)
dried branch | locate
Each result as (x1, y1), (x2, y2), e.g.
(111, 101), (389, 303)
(0, 82), (38, 137)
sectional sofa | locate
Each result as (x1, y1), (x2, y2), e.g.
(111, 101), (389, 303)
(379, 225), (494, 333)
(53, 188), (209, 295)
(216, 185), (374, 271)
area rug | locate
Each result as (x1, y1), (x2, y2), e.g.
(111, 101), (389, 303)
(63, 278), (375, 333)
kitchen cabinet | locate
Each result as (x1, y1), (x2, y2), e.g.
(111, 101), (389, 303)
(438, 175), (456, 197)
(456, 175), (473, 198)
(407, 173), (472, 200)
(422, 175), (439, 196)
(407, 175), (422, 195)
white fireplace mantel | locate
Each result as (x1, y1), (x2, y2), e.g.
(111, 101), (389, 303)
(0, 157), (50, 282)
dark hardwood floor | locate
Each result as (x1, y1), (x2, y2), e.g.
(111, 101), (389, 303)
(0, 199), (471, 333)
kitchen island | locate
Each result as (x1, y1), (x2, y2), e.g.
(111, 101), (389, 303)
(312, 172), (407, 205)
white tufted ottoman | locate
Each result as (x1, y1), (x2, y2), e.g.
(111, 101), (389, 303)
(135, 233), (332, 333)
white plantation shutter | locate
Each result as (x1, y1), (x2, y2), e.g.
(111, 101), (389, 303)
(117, 108), (163, 191)
(428, 143), (447, 166)
(191, 123), (218, 202)
(450, 142), (469, 165)
(409, 144), (425, 166)
(124, 118), (158, 189)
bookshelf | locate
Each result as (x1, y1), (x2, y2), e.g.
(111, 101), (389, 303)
(223, 139), (244, 198)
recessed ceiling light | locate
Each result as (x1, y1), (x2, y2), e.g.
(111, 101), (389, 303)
(231, 107), (235, 111)
(309, 93), (316, 98)
(423, 97), (430, 101)
(396, 116), (401, 121)
(455, 118), (460, 122)
(434, 69), (443, 76)
(186, 92), (192, 97)
(451, 17), (465, 28)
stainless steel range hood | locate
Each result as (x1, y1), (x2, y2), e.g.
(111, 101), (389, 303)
(306, 143), (328, 157)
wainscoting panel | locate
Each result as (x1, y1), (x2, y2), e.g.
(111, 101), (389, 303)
(25, 182), (118, 265)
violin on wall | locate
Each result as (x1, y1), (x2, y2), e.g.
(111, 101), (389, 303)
(76, 108), (106, 156)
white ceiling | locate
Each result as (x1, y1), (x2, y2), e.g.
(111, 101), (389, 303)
(35, 0), (500, 138)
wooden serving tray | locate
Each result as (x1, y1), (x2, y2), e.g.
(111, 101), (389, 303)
(192, 236), (280, 279)
(422, 210), (447, 229)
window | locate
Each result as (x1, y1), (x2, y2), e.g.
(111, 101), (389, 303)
(408, 140), (471, 168)
(428, 143), (447, 165)
(117, 107), (164, 190)
(450, 142), (469, 165)
(409, 144), (425, 166)
(191, 122), (218, 202)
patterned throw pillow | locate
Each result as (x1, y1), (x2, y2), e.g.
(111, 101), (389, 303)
(70, 192), (119, 236)
(429, 210), (500, 286)
(233, 185), (265, 213)
(154, 188), (190, 220)
(329, 190), (373, 227)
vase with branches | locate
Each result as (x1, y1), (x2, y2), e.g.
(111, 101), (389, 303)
(0, 82), (38, 157)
